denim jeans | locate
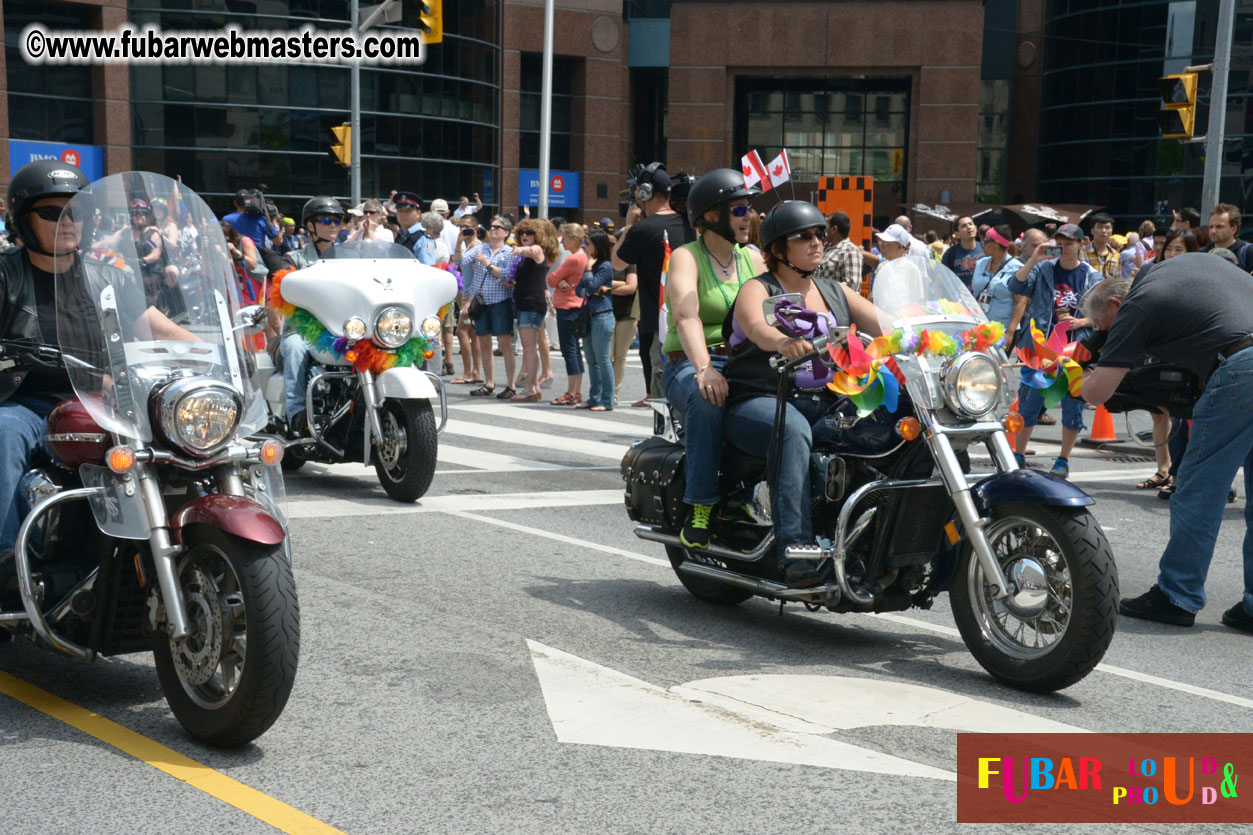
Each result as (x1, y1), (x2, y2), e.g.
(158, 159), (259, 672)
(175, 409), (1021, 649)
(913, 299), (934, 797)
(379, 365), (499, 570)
(724, 395), (836, 556)
(1157, 346), (1253, 614)
(555, 309), (585, 376)
(582, 311), (615, 408)
(662, 354), (730, 506)
(280, 333), (311, 420)
(0, 397), (53, 550)
(1017, 383), (1086, 431)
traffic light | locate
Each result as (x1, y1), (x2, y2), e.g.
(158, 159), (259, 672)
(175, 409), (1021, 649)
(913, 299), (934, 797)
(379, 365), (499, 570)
(417, 1), (442, 44)
(330, 124), (351, 166)
(1158, 72), (1197, 139)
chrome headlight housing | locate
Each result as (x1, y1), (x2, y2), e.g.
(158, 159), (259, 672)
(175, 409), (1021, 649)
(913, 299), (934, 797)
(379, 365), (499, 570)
(942, 351), (1001, 418)
(343, 316), (368, 340)
(155, 378), (243, 457)
(420, 315), (442, 340)
(375, 306), (412, 347)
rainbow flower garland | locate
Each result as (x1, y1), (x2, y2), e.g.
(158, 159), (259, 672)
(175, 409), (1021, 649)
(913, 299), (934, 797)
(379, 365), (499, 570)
(267, 267), (437, 374)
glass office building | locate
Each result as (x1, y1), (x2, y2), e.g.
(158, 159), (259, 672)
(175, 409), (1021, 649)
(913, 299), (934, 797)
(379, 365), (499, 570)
(126, 0), (500, 210)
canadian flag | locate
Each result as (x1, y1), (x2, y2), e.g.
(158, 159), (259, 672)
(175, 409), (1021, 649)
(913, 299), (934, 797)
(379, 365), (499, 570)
(741, 150), (771, 192)
(767, 150), (791, 188)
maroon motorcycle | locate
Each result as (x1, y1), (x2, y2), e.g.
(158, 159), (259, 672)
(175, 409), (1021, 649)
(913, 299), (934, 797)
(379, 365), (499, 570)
(0, 172), (298, 747)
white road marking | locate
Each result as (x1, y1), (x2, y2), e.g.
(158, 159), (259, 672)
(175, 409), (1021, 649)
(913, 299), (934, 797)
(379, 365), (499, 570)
(527, 640), (956, 780)
(444, 510), (668, 567)
(285, 489), (624, 519)
(437, 443), (574, 472)
(447, 402), (651, 437)
(442, 421), (629, 461)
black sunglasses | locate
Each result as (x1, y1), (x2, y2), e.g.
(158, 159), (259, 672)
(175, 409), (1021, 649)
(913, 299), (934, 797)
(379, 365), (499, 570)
(461, 228), (475, 236)
(314, 216), (344, 226)
(489, 224), (507, 231)
(30, 206), (80, 222)
(786, 229), (825, 243)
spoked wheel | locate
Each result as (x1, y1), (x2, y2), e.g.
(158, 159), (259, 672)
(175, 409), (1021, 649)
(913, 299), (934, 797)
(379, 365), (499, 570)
(666, 546), (754, 606)
(152, 527), (299, 748)
(950, 504), (1117, 693)
(373, 399), (437, 502)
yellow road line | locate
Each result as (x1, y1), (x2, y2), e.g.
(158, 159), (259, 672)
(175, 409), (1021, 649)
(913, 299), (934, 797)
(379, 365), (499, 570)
(0, 671), (345, 835)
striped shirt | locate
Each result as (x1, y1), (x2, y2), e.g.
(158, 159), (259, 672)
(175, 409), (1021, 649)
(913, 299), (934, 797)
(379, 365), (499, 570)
(461, 242), (516, 304)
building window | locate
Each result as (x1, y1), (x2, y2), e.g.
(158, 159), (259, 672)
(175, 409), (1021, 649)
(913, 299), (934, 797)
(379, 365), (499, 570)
(976, 79), (1010, 204)
(5, 0), (95, 143)
(519, 53), (574, 170)
(734, 78), (909, 184)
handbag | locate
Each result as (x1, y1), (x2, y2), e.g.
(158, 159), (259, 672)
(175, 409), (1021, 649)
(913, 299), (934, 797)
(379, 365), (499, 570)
(468, 294), (486, 320)
(571, 303), (592, 339)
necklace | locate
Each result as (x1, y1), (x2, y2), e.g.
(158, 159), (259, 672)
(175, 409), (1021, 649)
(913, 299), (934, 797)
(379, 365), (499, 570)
(699, 239), (744, 309)
(701, 237), (735, 276)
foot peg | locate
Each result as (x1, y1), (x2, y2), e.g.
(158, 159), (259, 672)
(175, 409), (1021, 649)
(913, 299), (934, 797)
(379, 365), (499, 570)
(783, 543), (827, 561)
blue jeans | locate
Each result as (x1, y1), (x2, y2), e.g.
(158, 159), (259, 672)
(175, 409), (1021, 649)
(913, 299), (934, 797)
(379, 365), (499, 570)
(662, 354), (730, 506)
(1156, 347), (1253, 614)
(280, 333), (311, 420)
(0, 398), (53, 550)
(582, 311), (615, 408)
(724, 396), (837, 557)
(555, 309), (585, 376)
(517, 309), (545, 330)
(1017, 383), (1085, 431)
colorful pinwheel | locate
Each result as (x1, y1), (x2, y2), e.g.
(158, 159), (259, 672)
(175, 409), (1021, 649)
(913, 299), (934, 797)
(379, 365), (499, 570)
(826, 325), (901, 416)
(1016, 319), (1083, 407)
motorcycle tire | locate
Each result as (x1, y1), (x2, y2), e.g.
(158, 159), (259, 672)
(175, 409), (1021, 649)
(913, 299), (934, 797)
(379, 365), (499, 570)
(949, 503), (1117, 694)
(280, 449), (306, 473)
(152, 526), (300, 748)
(373, 399), (437, 503)
(666, 546), (754, 606)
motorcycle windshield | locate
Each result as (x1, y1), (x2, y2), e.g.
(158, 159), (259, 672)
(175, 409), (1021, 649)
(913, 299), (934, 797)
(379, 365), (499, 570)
(320, 240), (417, 261)
(872, 255), (987, 337)
(52, 172), (267, 442)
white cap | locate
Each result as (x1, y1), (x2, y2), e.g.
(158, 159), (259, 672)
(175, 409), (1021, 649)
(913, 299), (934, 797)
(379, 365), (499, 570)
(430, 198), (450, 215)
(875, 223), (911, 248)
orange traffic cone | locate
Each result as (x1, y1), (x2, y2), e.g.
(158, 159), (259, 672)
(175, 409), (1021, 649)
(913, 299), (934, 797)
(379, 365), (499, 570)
(1087, 405), (1119, 443)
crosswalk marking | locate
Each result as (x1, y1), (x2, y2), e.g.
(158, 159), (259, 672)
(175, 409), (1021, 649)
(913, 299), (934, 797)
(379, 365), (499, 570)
(447, 402), (652, 437)
(285, 488), (624, 519)
(442, 420), (629, 461)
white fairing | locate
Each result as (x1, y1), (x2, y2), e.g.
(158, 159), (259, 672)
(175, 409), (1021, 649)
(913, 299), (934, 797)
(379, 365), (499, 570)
(375, 366), (438, 400)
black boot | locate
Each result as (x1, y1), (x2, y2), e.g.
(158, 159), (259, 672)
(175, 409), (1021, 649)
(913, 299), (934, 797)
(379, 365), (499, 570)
(1119, 585), (1195, 626)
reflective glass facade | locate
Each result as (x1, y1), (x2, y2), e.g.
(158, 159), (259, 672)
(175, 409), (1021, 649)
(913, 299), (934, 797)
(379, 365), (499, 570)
(127, 0), (500, 211)
(5, 0), (95, 143)
(1037, 0), (1253, 225)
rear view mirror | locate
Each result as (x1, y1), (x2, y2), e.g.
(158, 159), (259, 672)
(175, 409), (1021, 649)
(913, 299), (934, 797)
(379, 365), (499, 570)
(762, 293), (803, 327)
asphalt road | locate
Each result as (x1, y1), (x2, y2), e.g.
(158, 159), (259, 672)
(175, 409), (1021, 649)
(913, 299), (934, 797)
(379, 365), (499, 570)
(2, 354), (1250, 834)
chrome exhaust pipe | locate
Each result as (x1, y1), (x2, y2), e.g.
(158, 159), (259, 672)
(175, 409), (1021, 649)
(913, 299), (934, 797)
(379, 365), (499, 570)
(676, 560), (841, 603)
(633, 524), (774, 562)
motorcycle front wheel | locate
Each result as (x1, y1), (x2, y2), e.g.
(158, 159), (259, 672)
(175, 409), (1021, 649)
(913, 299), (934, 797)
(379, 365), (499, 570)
(373, 399), (437, 502)
(152, 527), (300, 748)
(949, 503), (1117, 693)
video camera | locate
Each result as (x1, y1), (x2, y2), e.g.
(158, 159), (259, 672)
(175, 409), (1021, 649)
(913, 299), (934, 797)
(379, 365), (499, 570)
(1077, 331), (1200, 419)
(617, 164), (695, 218)
(239, 189), (266, 216)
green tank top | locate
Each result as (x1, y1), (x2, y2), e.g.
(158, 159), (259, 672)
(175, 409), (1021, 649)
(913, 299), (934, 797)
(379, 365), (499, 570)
(661, 240), (755, 355)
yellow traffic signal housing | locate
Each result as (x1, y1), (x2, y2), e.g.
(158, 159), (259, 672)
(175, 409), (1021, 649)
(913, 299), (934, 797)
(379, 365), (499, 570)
(331, 124), (351, 166)
(1158, 73), (1197, 139)
(418, 1), (442, 44)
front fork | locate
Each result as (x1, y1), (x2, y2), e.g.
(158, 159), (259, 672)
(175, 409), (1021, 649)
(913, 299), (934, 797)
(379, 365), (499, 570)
(928, 426), (1016, 600)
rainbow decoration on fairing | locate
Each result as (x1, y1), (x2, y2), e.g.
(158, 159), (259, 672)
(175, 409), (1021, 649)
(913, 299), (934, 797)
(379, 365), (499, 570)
(1016, 319), (1084, 408)
(266, 267), (437, 374)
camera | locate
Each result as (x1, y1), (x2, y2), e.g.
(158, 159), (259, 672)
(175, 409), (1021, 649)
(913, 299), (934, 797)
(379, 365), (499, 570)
(1043, 244), (1063, 257)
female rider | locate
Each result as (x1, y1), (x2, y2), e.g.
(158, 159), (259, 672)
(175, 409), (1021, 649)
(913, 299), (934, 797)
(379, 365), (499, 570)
(662, 168), (764, 549)
(724, 201), (883, 588)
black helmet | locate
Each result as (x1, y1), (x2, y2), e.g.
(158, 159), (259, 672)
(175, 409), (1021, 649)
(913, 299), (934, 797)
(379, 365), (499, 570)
(7, 159), (90, 254)
(759, 200), (827, 254)
(301, 195), (346, 227)
(686, 168), (756, 231)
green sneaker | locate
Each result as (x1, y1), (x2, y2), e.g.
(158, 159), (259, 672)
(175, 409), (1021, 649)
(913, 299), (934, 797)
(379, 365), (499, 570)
(680, 504), (715, 549)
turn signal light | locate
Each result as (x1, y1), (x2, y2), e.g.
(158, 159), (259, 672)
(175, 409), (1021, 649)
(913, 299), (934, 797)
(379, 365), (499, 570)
(259, 439), (285, 466)
(896, 417), (922, 441)
(1003, 411), (1025, 434)
(106, 445), (136, 473)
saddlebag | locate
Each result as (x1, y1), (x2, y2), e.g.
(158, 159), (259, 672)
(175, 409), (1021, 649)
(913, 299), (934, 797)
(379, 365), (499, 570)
(621, 437), (687, 531)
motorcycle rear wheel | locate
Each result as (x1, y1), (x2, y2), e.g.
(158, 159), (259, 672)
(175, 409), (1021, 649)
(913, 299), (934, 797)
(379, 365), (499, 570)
(666, 546), (754, 606)
(152, 527), (300, 748)
(373, 399), (437, 502)
(950, 503), (1117, 693)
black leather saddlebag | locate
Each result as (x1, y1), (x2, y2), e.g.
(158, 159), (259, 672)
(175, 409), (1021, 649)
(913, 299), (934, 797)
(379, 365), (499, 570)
(621, 437), (687, 530)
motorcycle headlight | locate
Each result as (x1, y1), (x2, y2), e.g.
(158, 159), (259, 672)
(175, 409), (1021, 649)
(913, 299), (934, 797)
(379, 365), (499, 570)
(375, 306), (412, 348)
(943, 352), (1001, 418)
(420, 315), (442, 340)
(343, 316), (368, 340)
(156, 379), (243, 457)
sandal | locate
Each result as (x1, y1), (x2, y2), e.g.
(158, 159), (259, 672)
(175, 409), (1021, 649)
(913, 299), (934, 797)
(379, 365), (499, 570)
(469, 384), (496, 397)
(1136, 472), (1171, 490)
(551, 393), (578, 406)
(589, 405), (611, 412)
(496, 387), (517, 400)
(511, 392), (542, 402)
(442, 362), (455, 376)
(450, 375), (483, 385)
(574, 402), (593, 409)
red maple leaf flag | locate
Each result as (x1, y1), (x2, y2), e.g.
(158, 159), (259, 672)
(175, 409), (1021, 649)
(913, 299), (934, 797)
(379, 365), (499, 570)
(766, 150), (791, 188)
(741, 150), (771, 192)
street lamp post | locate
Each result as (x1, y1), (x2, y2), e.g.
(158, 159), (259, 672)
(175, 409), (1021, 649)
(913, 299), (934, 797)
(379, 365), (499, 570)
(537, 0), (554, 219)
(1201, 0), (1235, 216)
(349, 0), (362, 207)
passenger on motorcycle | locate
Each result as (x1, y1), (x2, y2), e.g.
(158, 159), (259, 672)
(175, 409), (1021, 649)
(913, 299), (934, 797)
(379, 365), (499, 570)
(280, 195), (346, 431)
(662, 168), (765, 548)
(723, 201), (884, 587)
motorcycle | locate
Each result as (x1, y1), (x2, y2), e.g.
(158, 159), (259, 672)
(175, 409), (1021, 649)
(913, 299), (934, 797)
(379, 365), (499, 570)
(622, 257), (1118, 693)
(257, 241), (457, 502)
(0, 172), (298, 747)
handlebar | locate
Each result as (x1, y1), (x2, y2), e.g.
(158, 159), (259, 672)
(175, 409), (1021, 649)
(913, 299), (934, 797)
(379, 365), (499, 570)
(768, 327), (851, 372)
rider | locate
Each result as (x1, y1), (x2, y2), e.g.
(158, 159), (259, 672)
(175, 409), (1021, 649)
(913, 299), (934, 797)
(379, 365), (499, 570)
(662, 168), (764, 548)
(281, 196), (346, 432)
(723, 201), (883, 588)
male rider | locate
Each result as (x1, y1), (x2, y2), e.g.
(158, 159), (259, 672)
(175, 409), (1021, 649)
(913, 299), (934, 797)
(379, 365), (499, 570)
(281, 196), (346, 432)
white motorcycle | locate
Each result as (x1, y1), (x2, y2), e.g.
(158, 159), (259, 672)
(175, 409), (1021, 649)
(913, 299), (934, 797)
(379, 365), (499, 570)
(258, 241), (457, 502)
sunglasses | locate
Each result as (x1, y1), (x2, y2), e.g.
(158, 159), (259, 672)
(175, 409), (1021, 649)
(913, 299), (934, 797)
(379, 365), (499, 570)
(489, 225), (507, 231)
(30, 206), (80, 222)
(786, 229), (825, 243)
(729, 205), (751, 218)
(363, 210), (380, 216)
(461, 228), (476, 236)
(314, 216), (343, 226)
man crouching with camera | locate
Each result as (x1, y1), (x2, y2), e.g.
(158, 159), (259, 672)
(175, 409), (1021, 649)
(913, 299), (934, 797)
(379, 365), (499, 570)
(1080, 252), (1253, 632)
